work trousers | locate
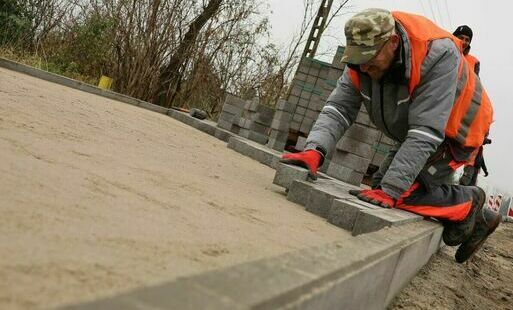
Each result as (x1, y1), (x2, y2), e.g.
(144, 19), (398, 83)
(392, 141), (480, 222)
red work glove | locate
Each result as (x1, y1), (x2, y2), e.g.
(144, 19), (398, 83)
(280, 150), (322, 179)
(348, 188), (396, 208)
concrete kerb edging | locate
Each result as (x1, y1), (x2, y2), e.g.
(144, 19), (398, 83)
(61, 221), (443, 310)
(0, 57), (168, 114)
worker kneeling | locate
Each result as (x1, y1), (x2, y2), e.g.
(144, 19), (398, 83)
(282, 9), (500, 263)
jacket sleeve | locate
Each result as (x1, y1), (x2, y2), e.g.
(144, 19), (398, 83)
(380, 38), (461, 199)
(304, 67), (362, 155)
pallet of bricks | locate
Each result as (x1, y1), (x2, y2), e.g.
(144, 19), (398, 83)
(217, 94), (274, 145)
(287, 57), (332, 150)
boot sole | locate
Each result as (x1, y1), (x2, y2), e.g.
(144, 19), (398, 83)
(455, 214), (501, 263)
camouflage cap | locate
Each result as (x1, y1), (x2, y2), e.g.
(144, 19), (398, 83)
(341, 8), (395, 65)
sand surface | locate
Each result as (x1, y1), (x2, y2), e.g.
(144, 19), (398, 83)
(0, 68), (350, 309)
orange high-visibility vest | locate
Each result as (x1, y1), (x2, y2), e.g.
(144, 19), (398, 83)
(465, 54), (480, 73)
(348, 11), (493, 148)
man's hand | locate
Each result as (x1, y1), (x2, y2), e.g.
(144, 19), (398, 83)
(280, 150), (322, 179)
(348, 188), (396, 208)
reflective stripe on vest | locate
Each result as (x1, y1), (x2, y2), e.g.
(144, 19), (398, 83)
(347, 11), (493, 148)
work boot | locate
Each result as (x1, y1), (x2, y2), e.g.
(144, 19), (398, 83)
(455, 206), (502, 263)
(442, 187), (485, 246)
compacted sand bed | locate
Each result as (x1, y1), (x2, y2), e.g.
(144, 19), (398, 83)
(0, 68), (351, 309)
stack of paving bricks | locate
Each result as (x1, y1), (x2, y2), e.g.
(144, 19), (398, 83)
(267, 99), (294, 151)
(237, 98), (275, 145)
(287, 58), (331, 148)
(327, 105), (381, 185)
(217, 94), (246, 133)
(217, 95), (275, 145)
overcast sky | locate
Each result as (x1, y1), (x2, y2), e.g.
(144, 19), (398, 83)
(268, 0), (513, 194)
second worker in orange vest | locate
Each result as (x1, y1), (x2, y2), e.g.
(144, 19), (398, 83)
(453, 25), (480, 75)
(281, 9), (500, 263)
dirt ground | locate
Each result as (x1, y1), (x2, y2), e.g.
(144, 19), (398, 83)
(390, 222), (513, 310)
(0, 67), (353, 309)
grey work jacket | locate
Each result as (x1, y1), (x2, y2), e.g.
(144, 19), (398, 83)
(305, 23), (462, 199)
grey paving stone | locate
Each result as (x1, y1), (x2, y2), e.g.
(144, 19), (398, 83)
(269, 130), (289, 141)
(270, 119), (290, 132)
(298, 98), (309, 108)
(305, 108), (319, 120)
(328, 198), (381, 231)
(352, 208), (423, 236)
(249, 120), (268, 134)
(287, 179), (313, 205)
(225, 93), (247, 109)
(355, 111), (372, 126)
(273, 163), (309, 189)
(276, 99), (295, 113)
(331, 151), (371, 173)
(326, 163), (364, 186)
(336, 136), (374, 158)
(221, 103), (243, 116)
(214, 127), (235, 142)
(345, 124), (381, 145)
(227, 136), (281, 168)
(304, 179), (354, 218)
(217, 119), (233, 131)
(246, 131), (268, 144)
(267, 139), (286, 151)
(295, 136), (307, 151)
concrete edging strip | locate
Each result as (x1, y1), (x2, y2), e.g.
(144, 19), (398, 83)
(0, 57), (167, 114)
(61, 221), (443, 310)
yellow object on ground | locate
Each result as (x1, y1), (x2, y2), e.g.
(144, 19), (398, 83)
(98, 75), (113, 90)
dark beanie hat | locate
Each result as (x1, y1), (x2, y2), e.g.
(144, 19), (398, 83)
(453, 25), (473, 41)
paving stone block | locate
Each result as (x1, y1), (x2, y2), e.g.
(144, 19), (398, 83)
(295, 106), (306, 115)
(267, 139), (286, 151)
(305, 109), (319, 120)
(306, 75), (317, 86)
(287, 179), (313, 205)
(290, 85), (302, 97)
(326, 163), (364, 185)
(272, 110), (292, 122)
(276, 99), (295, 113)
(227, 136), (281, 168)
(214, 127), (235, 142)
(309, 98), (325, 111)
(249, 120), (269, 134)
(305, 181), (353, 218)
(300, 119), (314, 134)
(292, 113), (304, 123)
(221, 103), (243, 116)
(295, 136), (307, 151)
(245, 99), (260, 112)
(328, 198), (381, 231)
(352, 208), (423, 236)
(217, 118), (233, 131)
(331, 151), (371, 173)
(336, 136), (374, 158)
(256, 105), (275, 122)
(298, 98), (309, 108)
(295, 72), (307, 82)
(355, 111), (372, 126)
(225, 93), (247, 109)
(270, 119), (290, 132)
(287, 95), (300, 105)
(290, 121), (301, 131)
(273, 163), (310, 189)
(247, 131), (268, 144)
(269, 130), (289, 141)
(345, 124), (381, 145)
